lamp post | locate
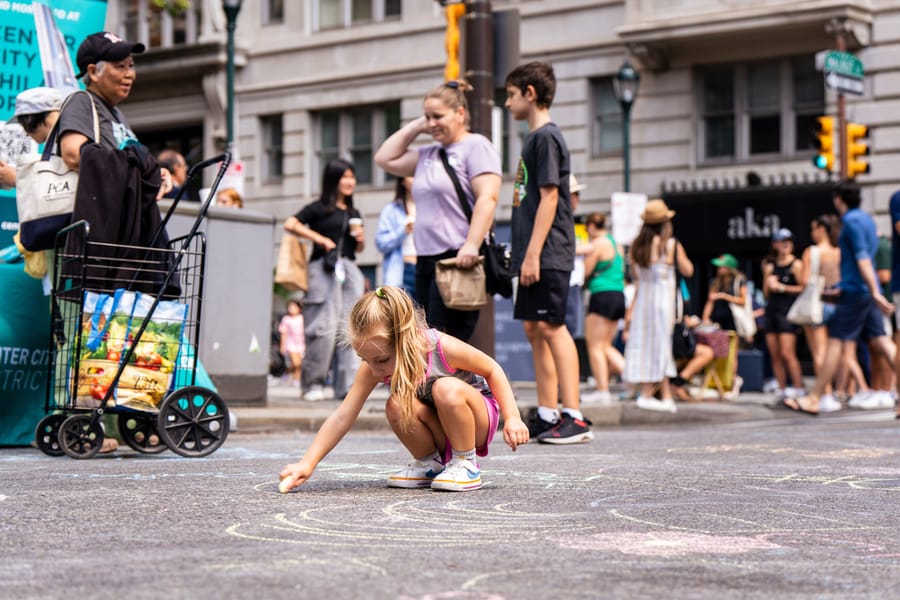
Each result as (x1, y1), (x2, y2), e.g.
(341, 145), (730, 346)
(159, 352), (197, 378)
(223, 0), (242, 150)
(613, 60), (640, 192)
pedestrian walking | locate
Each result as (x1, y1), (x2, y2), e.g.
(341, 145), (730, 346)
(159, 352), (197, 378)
(278, 286), (529, 493)
(374, 80), (501, 342)
(283, 158), (366, 402)
(788, 181), (896, 414)
(504, 61), (593, 444)
(623, 199), (694, 413)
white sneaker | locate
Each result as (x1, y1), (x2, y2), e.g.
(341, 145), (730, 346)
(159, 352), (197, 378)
(323, 386), (336, 400)
(763, 378), (781, 394)
(581, 390), (613, 405)
(430, 457), (482, 492)
(783, 387), (804, 399)
(388, 457), (445, 489)
(818, 394), (842, 413)
(847, 391), (873, 409)
(636, 396), (677, 414)
(853, 390), (895, 410)
(303, 385), (325, 402)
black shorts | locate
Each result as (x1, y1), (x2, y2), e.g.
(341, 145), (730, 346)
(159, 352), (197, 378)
(765, 308), (799, 334)
(588, 290), (626, 320)
(514, 269), (569, 323)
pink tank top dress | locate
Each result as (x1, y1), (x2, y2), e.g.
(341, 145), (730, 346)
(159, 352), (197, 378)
(387, 328), (500, 463)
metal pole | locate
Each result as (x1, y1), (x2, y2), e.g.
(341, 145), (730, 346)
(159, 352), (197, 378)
(464, 0), (493, 137)
(622, 105), (632, 193)
(463, 0), (496, 356)
(831, 19), (847, 181)
(225, 9), (237, 149)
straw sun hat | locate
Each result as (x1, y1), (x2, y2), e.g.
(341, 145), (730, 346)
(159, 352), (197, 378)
(640, 199), (675, 225)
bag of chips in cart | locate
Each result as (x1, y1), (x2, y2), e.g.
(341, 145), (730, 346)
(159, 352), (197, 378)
(74, 289), (136, 408)
(116, 293), (188, 412)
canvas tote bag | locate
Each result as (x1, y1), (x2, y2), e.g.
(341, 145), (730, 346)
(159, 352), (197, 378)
(15, 91), (99, 251)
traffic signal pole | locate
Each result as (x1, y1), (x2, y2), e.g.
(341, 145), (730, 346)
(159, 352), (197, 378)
(831, 19), (849, 180)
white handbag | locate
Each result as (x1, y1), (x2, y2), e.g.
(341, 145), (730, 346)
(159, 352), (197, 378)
(15, 91), (98, 251)
(729, 276), (757, 340)
(787, 246), (824, 326)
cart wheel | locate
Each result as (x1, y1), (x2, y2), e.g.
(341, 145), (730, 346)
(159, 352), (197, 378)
(118, 413), (167, 454)
(35, 414), (66, 457)
(157, 386), (229, 458)
(58, 414), (104, 459)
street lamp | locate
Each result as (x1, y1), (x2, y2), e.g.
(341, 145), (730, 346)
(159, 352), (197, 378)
(613, 60), (640, 192)
(223, 0), (243, 150)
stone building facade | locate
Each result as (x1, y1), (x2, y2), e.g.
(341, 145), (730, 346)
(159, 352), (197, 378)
(106, 0), (900, 284)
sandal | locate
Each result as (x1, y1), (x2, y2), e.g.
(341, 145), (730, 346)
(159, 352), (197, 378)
(784, 396), (819, 416)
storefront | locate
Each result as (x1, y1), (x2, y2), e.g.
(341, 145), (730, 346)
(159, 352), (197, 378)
(664, 181), (836, 310)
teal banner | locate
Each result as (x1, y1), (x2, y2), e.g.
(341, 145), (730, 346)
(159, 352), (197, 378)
(0, 0), (108, 248)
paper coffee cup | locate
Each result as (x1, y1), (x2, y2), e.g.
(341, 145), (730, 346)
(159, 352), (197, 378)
(348, 218), (363, 233)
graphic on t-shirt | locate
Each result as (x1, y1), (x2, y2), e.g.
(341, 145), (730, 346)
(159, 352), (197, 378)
(113, 121), (139, 150)
(513, 157), (528, 207)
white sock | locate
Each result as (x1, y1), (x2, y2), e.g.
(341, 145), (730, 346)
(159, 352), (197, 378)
(562, 408), (584, 421)
(417, 450), (442, 465)
(537, 406), (560, 423)
(453, 448), (476, 462)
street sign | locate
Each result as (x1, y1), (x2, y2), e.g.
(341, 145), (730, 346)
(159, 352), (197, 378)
(823, 50), (864, 78)
(825, 71), (864, 95)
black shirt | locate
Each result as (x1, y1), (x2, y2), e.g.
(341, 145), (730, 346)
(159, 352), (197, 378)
(294, 201), (361, 261)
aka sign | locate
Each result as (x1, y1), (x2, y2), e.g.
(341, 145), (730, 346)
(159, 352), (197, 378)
(727, 207), (781, 240)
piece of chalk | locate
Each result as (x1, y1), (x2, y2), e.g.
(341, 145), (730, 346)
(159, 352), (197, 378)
(278, 479), (291, 494)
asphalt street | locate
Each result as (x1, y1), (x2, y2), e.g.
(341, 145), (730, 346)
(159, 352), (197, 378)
(3, 409), (900, 599)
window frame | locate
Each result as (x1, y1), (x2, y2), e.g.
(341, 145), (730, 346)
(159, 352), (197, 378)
(589, 77), (625, 157)
(313, 103), (400, 190)
(262, 0), (285, 25)
(260, 114), (284, 185)
(697, 57), (824, 165)
(313, 0), (401, 31)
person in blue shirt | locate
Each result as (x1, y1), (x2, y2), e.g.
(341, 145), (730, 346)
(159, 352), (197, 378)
(375, 177), (416, 299)
(787, 181), (895, 415)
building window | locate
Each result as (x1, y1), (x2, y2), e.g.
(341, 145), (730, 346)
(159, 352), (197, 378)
(263, 0), (284, 24)
(590, 78), (623, 156)
(315, 0), (401, 30)
(122, 0), (200, 48)
(260, 114), (284, 184)
(494, 89), (530, 175)
(699, 57), (824, 162)
(315, 103), (400, 186)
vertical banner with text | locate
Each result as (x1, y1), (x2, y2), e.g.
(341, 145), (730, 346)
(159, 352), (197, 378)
(0, 0), (107, 248)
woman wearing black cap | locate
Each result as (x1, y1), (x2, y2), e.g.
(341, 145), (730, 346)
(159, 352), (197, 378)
(762, 228), (805, 401)
(56, 32), (172, 197)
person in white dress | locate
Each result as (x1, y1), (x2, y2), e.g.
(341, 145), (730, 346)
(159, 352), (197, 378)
(623, 200), (694, 413)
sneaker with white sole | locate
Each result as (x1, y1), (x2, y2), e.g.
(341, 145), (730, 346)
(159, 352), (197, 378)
(847, 391), (873, 409)
(581, 389), (613, 405)
(818, 394), (843, 413)
(303, 385), (325, 402)
(430, 457), (482, 492)
(388, 457), (445, 489)
(783, 387), (804, 399)
(852, 390), (895, 410)
(536, 414), (594, 444)
(636, 396), (677, 414)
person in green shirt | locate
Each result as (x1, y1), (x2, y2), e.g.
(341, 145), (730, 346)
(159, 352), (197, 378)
(581, 212), (625, 403)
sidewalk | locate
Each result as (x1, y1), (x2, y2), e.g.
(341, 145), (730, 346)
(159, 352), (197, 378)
(230, 379), (778, 434)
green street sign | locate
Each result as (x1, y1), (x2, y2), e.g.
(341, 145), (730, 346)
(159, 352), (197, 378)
(823, 50), (864, 79)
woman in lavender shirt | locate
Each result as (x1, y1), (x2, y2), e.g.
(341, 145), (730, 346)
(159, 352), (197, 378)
(375, 81), (502, 341)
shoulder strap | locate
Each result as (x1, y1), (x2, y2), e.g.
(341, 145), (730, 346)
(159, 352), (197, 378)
(438, 147), (472, 223)
(335, 210), (349, 254)
(44, 90), (100, 160)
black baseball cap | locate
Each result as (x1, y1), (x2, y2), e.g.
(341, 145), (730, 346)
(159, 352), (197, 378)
(75, 32), (145, 78)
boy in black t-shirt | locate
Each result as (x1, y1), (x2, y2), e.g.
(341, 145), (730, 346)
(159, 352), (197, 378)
(505, 62), (592, 444)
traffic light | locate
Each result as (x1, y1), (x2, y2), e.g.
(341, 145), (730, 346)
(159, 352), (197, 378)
(846, 122), (870, 179)
(444, 3), (465, 81)
(811, 116), (835, 172)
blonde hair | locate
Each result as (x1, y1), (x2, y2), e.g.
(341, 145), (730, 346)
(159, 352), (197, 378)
(347, 286), (430, 429)
(424, 80), (473, 128)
